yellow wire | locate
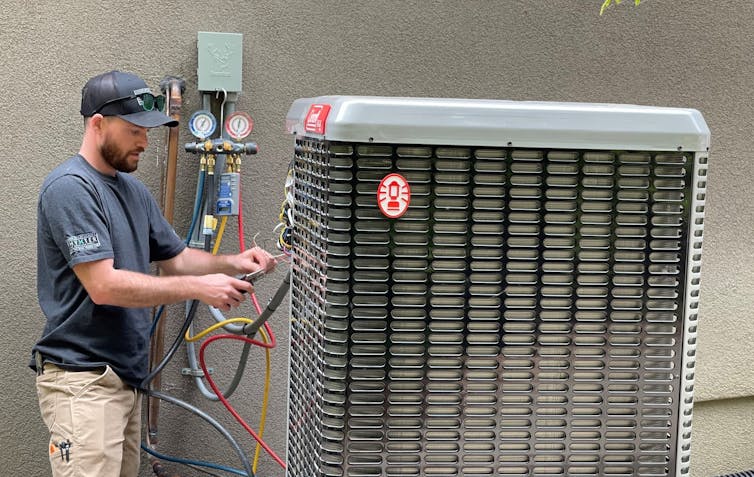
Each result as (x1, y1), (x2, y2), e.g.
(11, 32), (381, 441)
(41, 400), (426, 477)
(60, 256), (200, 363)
(252, 327), (271, 473)
(184, 317), (253, 342)
(212, 215), (229, 255)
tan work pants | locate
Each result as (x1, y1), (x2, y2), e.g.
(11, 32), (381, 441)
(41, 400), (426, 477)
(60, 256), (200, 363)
(35, 364), (141, 477)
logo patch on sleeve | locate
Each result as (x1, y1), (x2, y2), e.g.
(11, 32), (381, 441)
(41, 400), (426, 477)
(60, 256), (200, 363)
(66, 232), (101, 255)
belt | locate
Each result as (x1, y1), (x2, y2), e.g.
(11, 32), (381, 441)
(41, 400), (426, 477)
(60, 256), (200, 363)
(35, 352), (106, 376)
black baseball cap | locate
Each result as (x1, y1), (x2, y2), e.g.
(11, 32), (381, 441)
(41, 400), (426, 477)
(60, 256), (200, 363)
(80, 70), (178, 128)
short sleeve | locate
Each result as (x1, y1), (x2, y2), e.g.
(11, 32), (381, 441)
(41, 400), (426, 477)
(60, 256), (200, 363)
(39, 175), (114, 267)
(144, 188), (186, 262)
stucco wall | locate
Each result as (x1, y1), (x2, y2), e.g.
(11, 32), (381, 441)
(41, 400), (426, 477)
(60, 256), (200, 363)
(1, 1), (752, 476)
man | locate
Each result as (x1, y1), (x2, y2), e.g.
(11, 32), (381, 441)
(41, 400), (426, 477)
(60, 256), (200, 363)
(31, 70), (276, 477)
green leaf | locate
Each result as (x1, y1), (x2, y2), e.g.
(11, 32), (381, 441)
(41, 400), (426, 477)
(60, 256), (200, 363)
(600, 0), (641, 15)
(600, 0), (616, 16)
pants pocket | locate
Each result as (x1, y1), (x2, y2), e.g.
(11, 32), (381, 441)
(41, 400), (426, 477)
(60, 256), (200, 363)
(36, 370), (64, 433)
(67, 366), (111, 399)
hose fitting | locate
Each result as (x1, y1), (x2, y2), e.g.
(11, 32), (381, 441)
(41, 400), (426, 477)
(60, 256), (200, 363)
(151, 458), (182, 477)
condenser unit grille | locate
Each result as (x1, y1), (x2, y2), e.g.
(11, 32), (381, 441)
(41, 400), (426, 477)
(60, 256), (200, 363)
(288, 138), (698, 477)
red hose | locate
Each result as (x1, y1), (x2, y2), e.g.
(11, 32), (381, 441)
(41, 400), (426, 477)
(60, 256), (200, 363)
(198, 334), (286, 469)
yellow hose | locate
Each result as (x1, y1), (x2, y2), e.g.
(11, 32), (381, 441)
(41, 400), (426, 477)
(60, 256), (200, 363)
(202, 211), (272, 472)
(184, 317), (253, 342)
(253, 327), (271, 473)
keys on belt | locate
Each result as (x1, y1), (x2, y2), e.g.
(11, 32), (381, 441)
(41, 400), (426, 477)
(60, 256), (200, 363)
(35, 351), (44, 376)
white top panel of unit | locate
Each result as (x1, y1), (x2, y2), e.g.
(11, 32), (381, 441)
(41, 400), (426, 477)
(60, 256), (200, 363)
(286, 96), (710, 152)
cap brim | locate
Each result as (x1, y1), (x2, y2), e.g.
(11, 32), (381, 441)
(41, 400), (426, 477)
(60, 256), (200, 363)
(119, 110), (179, 128)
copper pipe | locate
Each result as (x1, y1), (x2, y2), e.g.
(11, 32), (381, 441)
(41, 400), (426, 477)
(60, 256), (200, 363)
(162, 77), (184, 224)
(148, 77), (185, 450)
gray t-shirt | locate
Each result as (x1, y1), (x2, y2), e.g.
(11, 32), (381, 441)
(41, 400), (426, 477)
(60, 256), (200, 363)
(32, 154), (185, 388)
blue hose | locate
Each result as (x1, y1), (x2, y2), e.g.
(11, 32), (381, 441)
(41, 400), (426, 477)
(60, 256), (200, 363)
(141, 443), (248, 476)
(145, 389), (253, 476)
(186, 170), (206, 245)
(149, 305), (165, 337)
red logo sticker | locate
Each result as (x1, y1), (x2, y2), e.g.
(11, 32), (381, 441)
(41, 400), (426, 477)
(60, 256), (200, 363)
(304, 104), (331, 134)
(378, 173), (411, 219)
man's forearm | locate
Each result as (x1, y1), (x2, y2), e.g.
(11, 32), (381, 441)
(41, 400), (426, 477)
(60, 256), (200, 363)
(92, 268), (203, 307)
(159, 247), (240, 277)
(74, 257), (251, 311)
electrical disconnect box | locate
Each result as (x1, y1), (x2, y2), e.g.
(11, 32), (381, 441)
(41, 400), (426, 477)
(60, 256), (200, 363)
(284, 96), (710, 477)
(197, 31), (243, 93)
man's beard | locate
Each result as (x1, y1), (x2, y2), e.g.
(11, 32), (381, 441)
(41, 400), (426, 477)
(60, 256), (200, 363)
(100, 135), (143, 173)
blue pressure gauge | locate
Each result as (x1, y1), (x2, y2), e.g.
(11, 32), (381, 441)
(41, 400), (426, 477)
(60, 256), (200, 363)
(188, 110), (217, 140)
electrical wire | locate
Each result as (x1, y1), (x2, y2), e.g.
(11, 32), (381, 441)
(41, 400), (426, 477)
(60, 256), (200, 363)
(199, 333), (286, 469)
(217, 89), (227, 136)
(145, 389), (253, 476)
(275, 165), (294, 256)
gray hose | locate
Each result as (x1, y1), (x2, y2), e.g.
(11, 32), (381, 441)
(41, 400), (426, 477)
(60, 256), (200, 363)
(208, 304), (245, 334)
(715, 472), (754, 477)
(185, 270), (291, 400)
(242, 270), (291, 336)
(146, 389), (253, 476)
(186, 331), (251, 401)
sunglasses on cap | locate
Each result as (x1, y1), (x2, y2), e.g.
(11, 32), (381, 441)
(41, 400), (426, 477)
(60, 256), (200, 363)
(92, 92), (166, 115)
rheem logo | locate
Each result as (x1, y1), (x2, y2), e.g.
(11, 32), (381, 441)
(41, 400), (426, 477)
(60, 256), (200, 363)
(377, 173), (411, 218)
(304, 104), (331, 134)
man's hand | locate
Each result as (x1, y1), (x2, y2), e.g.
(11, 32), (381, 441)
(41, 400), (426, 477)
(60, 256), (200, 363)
(237, 246), (277, 275)
(196, 273), (253, 311)
(160, 246), (277, 278)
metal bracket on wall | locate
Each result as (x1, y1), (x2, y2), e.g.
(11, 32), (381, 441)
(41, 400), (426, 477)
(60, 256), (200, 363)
(182, 367), (213, 377)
